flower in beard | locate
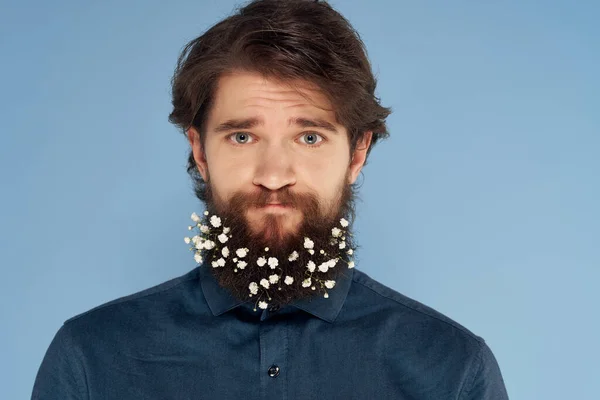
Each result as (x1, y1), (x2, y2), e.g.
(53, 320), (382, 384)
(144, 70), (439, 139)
(185, 182), (358, 311)
(267, 257), (279, 269)
(210, 215), (221, 228)
(249, 282), (258, 295)
(288, 251), (299, 262)
(260, 278), (270, 289)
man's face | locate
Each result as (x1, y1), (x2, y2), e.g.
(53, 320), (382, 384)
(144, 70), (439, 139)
(188, 71), (371, 245)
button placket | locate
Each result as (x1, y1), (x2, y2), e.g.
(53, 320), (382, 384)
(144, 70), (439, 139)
(259, 319), (287, 399)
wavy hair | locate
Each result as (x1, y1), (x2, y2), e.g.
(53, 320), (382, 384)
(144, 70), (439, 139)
(169, 0), (392, 201)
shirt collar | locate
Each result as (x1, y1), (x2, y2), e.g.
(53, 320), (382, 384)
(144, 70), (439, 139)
(199, 262), (354, 323)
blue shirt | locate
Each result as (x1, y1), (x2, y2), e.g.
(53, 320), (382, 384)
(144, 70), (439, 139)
(32, 265), (509, 399)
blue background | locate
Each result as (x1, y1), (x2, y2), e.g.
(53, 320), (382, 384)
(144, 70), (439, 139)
(1, 0), (598, 398)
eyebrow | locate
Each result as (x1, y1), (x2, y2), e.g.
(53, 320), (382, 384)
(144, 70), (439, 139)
(213, 117), (338, 134)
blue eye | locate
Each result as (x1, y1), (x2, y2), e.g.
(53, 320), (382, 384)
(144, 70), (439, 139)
(232, 132), (251, 144)
(301, 132), (323, 146)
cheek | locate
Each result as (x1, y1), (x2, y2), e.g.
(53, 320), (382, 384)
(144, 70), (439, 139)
(298, 154), (349, 197)
(206, 147), (254, 199)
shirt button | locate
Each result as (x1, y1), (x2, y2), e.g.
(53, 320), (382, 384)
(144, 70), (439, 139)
(268, 365), (280, 377)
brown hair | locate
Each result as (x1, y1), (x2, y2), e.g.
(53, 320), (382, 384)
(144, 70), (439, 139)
(169, 0), (392, 201)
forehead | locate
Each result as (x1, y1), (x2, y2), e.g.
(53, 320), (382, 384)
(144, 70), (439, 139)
(208, 71), (338, 122)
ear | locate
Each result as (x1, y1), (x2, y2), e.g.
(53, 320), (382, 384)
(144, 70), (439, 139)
(187, 127), (209, 182)
(348, 131), (373, 184)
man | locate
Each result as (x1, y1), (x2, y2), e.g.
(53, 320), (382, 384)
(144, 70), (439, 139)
(32, 0), (509, 399)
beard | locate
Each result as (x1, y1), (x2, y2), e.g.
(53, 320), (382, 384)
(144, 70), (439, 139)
(198, 173), (358, 309)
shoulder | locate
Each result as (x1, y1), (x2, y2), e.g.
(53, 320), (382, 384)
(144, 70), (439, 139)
(63, 267), (201, 328)
(349, 268), (486, 347)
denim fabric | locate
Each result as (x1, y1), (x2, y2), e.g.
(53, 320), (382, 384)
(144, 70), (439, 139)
(32, 265), (508, 399)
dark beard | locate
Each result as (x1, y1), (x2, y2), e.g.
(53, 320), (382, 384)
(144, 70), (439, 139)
(199, 178), (357, 309)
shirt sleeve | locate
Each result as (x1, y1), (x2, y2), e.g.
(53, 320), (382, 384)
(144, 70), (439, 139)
(459, 340), (509, 400)
(31, 323), (88, 400)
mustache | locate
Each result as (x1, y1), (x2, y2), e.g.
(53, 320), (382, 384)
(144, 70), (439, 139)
(232, 187), (318, 209)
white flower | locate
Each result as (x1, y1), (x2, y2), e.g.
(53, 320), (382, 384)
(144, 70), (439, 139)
(324, 293), (329, 298)
(258, 301), (268, 309)
(194, 253), (203, 264)
(191, 235), (201, 245)
(260, 279), (270, 289)
(331, 227), (342, 238)
(318, 262), (329, 273)
(284, 276), (294, 285)
(233, 258), (238, 262)
(204, 210), (209, 216)
(211, 261), (219, 268)
(237, 260), (247, 269)
(210, 215), (221, 228)
(307, 260), (316, 272)
(340, 218), (349, 227)
(268, 257), (279, 269)
(218, 233), (228, 243)
(347, 249), (354, 255)
(348, 261), (355, 269)
(223, 227), (231, 234)
(257, 257), (267, 267)
(216, 258), (225, 267)
(184, 237), (191, 244)
(325, 280), (336, 289)
(328, 258), (338, 268)
(191, 212), (201, 223)
(265, 247), (269, 252)
(339, 241), (346, 249)
(288, 251), (299, 261)
(302, 278), (312, 287)
(308, 249), (314, 255)
(269, 274), (279, 284)
(236, 248), (248, 258)
(222, 247), (229, 258)
(303, 237), (314, 249)
(188, 225), (193, 231)
(203, 240), (215, 250)
(249, 282), (259, 295)
(200, 225), (210, 233)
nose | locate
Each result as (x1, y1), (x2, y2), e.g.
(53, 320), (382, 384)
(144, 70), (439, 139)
(252, 143), (296, 191)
